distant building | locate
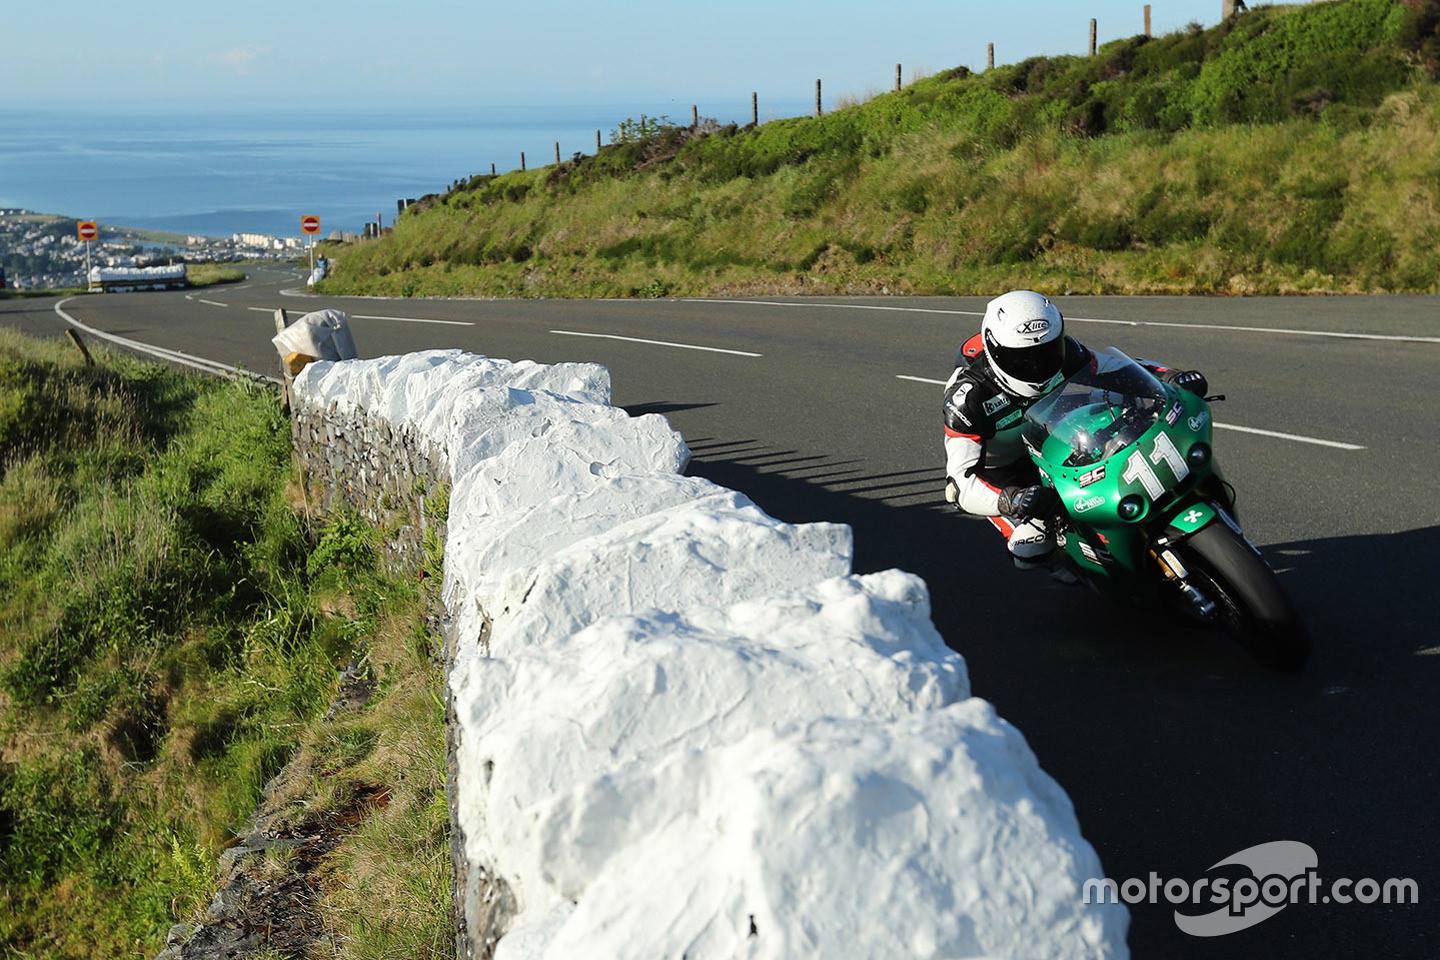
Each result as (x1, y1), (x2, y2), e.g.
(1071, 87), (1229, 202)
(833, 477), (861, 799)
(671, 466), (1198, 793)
(232, 232), (280, 249)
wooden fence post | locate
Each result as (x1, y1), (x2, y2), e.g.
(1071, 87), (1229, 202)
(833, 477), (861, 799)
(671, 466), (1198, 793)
(691, 104), (699, 128)
(596, 129), (602, 152)
(1090, 18), (1098, 55)
(815, 78), (822, 117)
(895, 63), (902, 92)
(273, 308), (291, 411)
(490, 162), (496, 176)
(554, 141), (561, 164)
(520, 151), (526, 172)
(751, 91), (758, 126)
(1144, 4), (1152, 36)
(64, 329), (93, 366)
(987, 42), (995, 70)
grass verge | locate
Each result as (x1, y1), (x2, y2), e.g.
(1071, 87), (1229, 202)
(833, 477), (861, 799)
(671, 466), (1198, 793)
(0, 329), (450, 959)
(185, 264), (247, 288)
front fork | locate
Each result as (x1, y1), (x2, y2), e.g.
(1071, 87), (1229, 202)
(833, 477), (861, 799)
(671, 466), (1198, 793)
(1148, 489), (1248, 619)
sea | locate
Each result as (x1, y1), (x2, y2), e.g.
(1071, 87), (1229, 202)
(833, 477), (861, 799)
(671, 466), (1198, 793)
(0, 101), (804, 239)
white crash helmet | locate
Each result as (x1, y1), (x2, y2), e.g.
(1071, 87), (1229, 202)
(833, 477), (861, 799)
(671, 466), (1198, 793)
(981, 290), (1067, 398)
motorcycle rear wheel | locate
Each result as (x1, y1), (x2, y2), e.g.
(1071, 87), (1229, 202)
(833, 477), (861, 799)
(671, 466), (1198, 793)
(1177, 523), (1310, 671)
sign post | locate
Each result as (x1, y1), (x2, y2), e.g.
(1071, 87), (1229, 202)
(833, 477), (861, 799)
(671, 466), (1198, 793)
(301, 214), (321, 276)
(77, 221), (98, 286)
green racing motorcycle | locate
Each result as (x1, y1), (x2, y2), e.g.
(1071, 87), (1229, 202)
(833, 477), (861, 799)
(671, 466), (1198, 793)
(1023, 348), (1309, 670)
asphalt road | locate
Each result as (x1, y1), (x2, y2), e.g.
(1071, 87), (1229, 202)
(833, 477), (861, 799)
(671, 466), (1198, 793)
(6, 268), (1439, 957)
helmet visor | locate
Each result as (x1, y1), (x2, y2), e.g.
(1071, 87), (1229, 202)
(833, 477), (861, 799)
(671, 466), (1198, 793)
(986, 334), (1066, 385)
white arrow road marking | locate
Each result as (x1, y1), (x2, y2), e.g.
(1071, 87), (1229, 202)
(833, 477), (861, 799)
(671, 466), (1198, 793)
(551, 329), (762, 357)
(197, 298), (228, 307)
(895, 374), (1366, 450)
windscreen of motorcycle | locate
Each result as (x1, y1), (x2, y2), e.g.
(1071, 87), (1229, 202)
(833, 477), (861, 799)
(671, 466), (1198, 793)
(1022, 349), (1169, 468)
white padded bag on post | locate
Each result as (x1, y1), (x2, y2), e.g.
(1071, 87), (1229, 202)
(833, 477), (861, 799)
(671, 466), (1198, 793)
(272, 308), (358, 361)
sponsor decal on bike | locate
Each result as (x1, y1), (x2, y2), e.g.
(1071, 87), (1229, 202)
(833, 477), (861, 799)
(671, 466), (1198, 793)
(995, 409), (1023, 429)
(1189, 411), (1209, 431)
(983, 393), (1010, 416)
(1166, 401), (1183, 426)
(1078, 465), (1106, 487)
(1073, 495), (1106, 513)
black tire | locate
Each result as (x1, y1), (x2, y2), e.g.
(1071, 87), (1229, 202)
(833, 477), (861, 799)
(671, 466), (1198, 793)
(1178, 522), (1310, 671)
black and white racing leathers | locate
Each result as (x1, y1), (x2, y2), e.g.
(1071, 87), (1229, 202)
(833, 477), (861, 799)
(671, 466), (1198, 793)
(943, 334), (1183, 568)
(943, 334), (1093, 566)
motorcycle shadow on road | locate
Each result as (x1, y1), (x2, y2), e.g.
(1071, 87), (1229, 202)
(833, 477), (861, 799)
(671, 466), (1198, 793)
(688, 438), (1440, 957)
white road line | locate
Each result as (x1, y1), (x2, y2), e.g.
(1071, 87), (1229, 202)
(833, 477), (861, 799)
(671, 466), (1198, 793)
(894, 373), (1365, 450)
(1068, 315), (1440, 344)
(197, 298), (228, 307)
(353, 313), (475, 327)
(687, 297), (983, 318)
(688, 298), (1440, 344)
(1211, 422), (1366, 451)
(247, 306), (473, 326)
(550, 329), (762, 357)
(184, 293), (196, 300)
(53, 298), (278, 384)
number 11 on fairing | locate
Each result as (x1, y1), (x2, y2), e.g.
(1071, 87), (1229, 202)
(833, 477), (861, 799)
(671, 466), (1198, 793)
(1122, 433), (1190, 498)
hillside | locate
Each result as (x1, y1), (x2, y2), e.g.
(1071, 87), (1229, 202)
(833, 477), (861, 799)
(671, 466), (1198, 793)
(320, 0), (1440, 298)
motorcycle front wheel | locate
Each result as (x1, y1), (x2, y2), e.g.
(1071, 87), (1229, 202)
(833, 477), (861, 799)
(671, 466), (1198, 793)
(1177, 522), (1310, 671)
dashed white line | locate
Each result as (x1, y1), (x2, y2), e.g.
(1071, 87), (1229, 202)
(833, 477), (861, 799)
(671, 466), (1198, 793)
(550, 329), (762, 357)
(245, 306), (473, 326)
(53, 298), (277, 384)
(1067, 315), (1440, 344)
(353, 313), (474, 327)
(197, 298), (228, 307)
(894, 374), (1365, 450)
(1210, 422), (1366, 451)
(689, 298), (1440, 344)
(689, 298), (982, 318)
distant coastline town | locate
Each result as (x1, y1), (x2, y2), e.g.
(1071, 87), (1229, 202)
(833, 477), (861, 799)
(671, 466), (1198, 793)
(0, 209), (361, 290)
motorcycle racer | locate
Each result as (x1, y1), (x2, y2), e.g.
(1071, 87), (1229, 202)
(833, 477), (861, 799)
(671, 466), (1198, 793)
(944, 290), (1207, 572)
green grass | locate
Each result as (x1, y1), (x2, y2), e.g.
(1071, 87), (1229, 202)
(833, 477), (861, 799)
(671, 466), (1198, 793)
(185, 263), (247, 288)
(0, 330), (450, 958)
(320, 0), (1440, 298)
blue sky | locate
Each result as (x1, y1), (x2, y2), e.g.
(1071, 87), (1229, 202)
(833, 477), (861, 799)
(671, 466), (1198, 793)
(6, 1), (1273, 111)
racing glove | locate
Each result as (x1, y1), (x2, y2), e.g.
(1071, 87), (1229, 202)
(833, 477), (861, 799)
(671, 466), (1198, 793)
(997, 484), (1059, 522)
(1160, 369), (1208, 397)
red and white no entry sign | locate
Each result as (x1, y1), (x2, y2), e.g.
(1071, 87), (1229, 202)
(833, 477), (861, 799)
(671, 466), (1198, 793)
(300, 215), (321, 235)
(76, 221), (98, 241)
